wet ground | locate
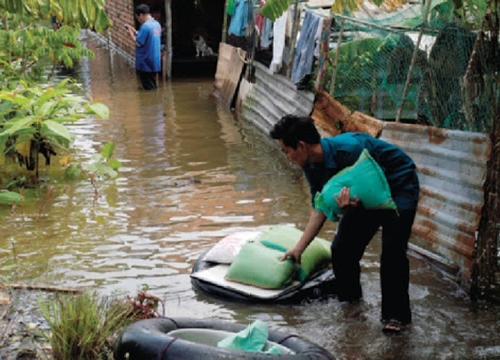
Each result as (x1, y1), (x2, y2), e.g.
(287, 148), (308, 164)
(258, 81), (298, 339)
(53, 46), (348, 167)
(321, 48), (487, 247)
(0, 32), (499, 359)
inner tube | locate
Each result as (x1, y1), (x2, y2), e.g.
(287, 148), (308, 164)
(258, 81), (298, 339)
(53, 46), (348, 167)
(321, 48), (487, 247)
(191, 250), (337, 304)
(114, 317), (336, 359)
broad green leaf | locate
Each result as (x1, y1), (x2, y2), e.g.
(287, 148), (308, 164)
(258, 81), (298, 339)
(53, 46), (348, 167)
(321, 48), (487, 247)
(54, 77), (72, 89)
(101, 142), (115, 159)
(33, 88), (69, 107)
(38, 100), (58, 117)
(260, 0), (295, 21)
(0, 191), (23, 205)
(0, 116), (36, 136)
(0, 93), (30, 106)
(65, 163), (83, 180)
(42, 120), (74, 143)
(102, 166), (118, 179)
(87, 102), (110, 119)
(85, 163), (98, 174)
(107, 158), (121, 171)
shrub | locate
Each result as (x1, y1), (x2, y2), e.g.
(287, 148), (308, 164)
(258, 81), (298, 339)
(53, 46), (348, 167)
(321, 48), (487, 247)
(38, 291), (133, 360)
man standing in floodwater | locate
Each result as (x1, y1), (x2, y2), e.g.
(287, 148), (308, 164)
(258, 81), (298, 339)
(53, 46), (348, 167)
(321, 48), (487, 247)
(125, 4), (162, 90)
(270, 115), (420, 334)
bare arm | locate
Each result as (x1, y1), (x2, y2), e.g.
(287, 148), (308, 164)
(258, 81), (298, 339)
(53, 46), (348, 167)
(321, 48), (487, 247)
(280, 210), (327, 263)
(125, 24), (137, 41)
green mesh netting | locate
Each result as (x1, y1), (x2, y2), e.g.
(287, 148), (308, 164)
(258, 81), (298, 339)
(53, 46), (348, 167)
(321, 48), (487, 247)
(314, 11), (498, 133)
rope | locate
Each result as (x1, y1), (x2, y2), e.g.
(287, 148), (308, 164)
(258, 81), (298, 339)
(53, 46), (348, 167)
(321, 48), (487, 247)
(277, 334), (299, 344)
(157, 338), (177, 360)
(236, 48), (250, 64)
(162, 316), (180, 328)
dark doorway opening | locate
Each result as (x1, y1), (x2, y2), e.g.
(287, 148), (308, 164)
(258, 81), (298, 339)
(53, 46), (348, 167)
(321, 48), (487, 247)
(134, 0), (224, 77)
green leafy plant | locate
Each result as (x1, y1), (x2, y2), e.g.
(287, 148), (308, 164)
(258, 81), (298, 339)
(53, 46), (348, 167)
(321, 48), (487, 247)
(63, 141), (121, 199)
(84, 141), (121, 180)
(0, 15), (95, 85)
(38, 291), (133, 360)
(0, 78), (109, 182)
(0, 0), (112, 33)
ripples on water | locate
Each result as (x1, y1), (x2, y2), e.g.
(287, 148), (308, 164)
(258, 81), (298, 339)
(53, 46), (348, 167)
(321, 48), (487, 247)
(0, 34), (499, 359)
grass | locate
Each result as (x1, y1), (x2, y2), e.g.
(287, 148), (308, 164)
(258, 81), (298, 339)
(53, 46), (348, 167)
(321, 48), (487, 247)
(38, 291), (134, 360)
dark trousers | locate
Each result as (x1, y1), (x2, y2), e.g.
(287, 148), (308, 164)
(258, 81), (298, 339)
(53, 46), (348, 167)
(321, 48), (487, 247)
(137, 70), (158, 90)
(331, 208), (417, 324)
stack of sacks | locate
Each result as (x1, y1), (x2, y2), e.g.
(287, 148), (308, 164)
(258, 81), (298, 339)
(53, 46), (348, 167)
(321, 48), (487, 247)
(224, 226), (332, 289)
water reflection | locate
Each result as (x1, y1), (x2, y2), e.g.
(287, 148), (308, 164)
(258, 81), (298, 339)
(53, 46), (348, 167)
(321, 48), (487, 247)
(0, 34), (499, 359)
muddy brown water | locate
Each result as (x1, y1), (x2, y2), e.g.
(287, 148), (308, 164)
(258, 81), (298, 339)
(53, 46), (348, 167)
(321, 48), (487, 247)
(1, 34), (499, 359)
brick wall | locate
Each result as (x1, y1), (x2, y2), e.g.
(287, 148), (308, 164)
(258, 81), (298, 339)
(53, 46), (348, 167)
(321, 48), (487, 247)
(105, 0), (136, 63)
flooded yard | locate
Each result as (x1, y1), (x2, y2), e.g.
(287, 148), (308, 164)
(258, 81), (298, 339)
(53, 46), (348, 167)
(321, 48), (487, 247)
(0, 33), (499, 359)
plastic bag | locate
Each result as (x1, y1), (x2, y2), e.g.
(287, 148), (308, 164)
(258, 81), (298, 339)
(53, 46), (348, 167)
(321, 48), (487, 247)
(217, 320), (281, 354)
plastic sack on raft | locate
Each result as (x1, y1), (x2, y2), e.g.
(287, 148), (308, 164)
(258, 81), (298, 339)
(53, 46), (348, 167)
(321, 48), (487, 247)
(224, 241), (299, 289)
(217, 320), (281, 354)
(202, 231), (263, 264)
(314, 149), (397, 221)
(224, 225), (331, 289)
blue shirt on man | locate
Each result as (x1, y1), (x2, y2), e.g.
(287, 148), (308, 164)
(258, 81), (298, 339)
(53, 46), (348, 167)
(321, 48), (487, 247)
(303, 132), (420, 211)
(135, 18), (161, 73)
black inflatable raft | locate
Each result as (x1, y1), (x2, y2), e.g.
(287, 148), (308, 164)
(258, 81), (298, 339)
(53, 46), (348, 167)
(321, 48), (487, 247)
(190, 250), (337, 304)
(114, 317), (336, 359)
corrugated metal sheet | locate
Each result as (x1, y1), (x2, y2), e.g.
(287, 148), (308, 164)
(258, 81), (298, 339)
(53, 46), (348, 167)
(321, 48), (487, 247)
(380, 122), (491, 284)
(240, 62), (315, 134)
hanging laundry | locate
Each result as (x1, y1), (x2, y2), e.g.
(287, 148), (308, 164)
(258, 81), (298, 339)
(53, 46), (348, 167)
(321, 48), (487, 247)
(256, 1), (273, 49)
(228, 0), (250, 37)
(260, 17), (273, 49)
(255, 1), (266, 34)
(291, 11), (321, 85)
(227, 0), (236, 16)
(269, 10), (288, 74)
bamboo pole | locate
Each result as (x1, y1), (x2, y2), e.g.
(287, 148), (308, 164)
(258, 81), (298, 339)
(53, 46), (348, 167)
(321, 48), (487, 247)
(314, 16), (333, 91)
(164, 0), (172, 80)
(395, 0), (433, 122)
(329, 16), (345, 96)
(222, 0), (229, 43)
(245, 0), (256, 80)
(286, 1), (301, 78)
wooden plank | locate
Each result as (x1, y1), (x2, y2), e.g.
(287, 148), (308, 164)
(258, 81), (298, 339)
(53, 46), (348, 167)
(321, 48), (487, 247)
(214, 43), (246, 109)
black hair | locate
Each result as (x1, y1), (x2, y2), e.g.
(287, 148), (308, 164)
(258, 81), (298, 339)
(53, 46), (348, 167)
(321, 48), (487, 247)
(269, 115), (321, 149)
(135, 4), (150, 15)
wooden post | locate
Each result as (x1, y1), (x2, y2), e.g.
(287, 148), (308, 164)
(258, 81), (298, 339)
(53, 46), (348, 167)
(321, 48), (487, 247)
(244, 0), (256, 80)
(164, 0), (172, 80)
(286, 1), (301, 78)
(314, 16), (333, 91)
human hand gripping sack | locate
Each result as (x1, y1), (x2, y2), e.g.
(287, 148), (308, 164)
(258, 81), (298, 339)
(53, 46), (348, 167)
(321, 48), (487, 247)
(280, 245), (304, 264)
(334, 187), (360, 211)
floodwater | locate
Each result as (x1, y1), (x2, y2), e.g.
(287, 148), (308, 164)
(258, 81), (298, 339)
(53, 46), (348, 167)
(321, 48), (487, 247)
(1, 33), (500, 359)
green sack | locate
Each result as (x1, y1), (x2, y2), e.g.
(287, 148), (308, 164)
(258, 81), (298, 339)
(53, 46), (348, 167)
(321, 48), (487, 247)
(225, 241), (298, 289)
(256, 226), (331, 281)
(314, 149), (397, 221)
